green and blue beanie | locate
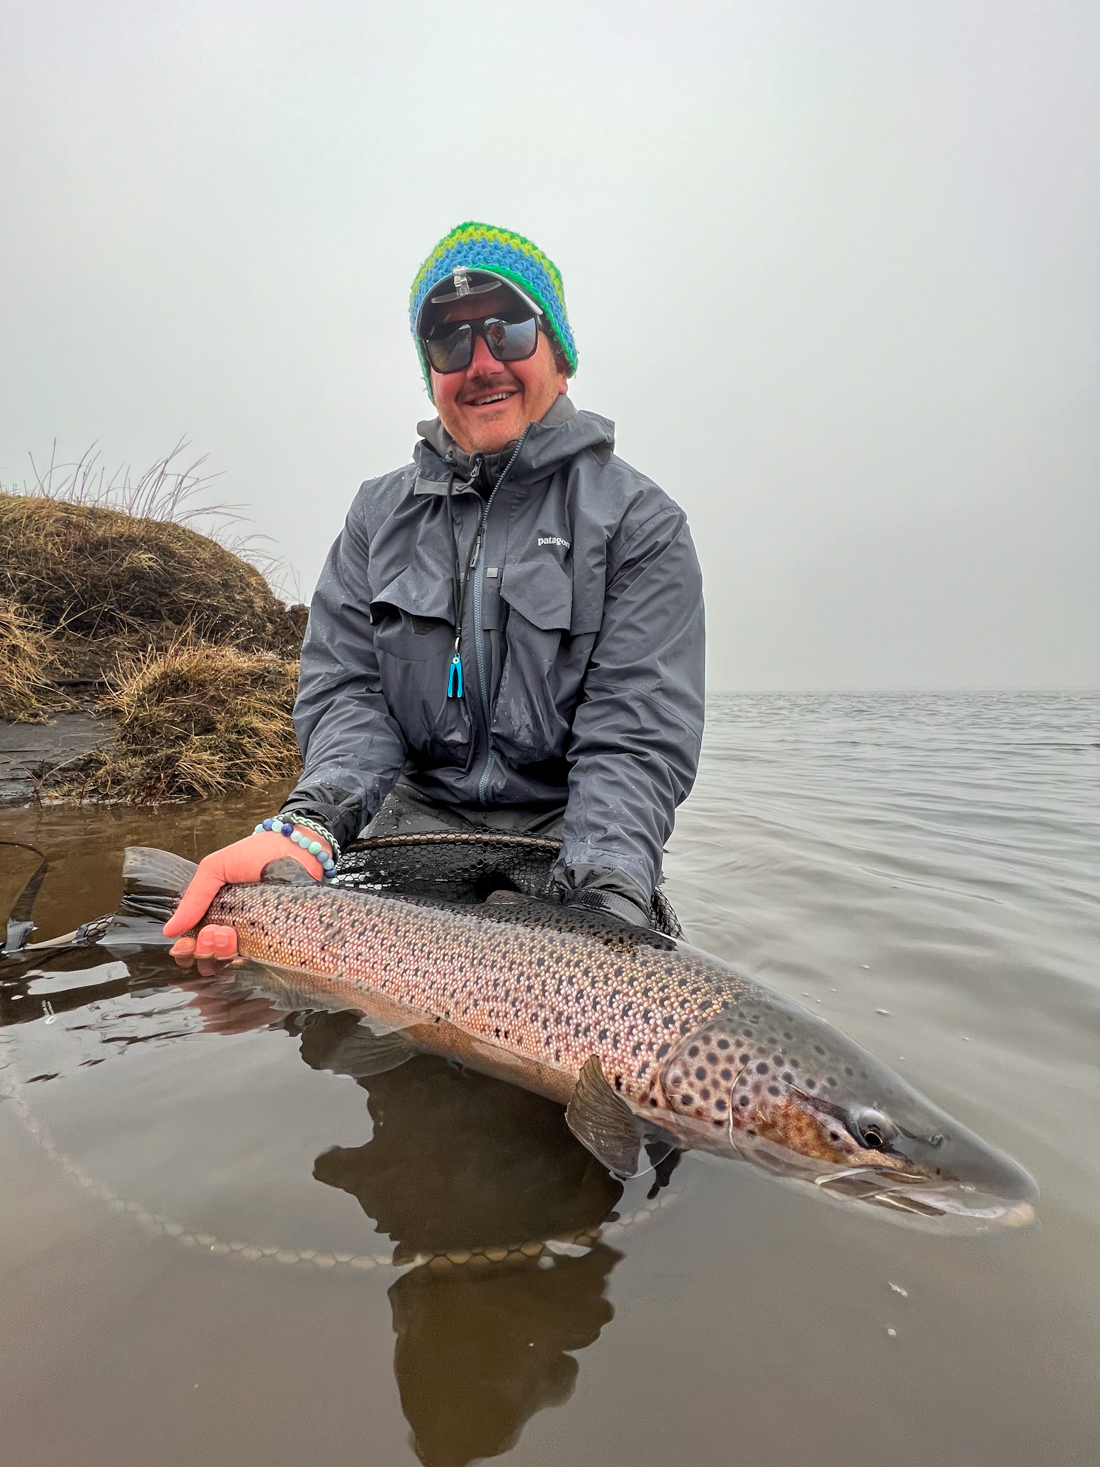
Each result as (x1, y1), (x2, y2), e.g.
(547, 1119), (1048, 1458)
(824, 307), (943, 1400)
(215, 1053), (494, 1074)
(410, 221), (577, 387)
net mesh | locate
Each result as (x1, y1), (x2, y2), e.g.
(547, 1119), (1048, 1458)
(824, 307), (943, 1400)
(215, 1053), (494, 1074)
(330, 833), (682, 938)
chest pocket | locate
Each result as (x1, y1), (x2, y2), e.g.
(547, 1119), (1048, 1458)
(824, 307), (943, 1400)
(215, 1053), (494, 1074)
(492, 560), (575, 765)
(370, 566), (470, 763)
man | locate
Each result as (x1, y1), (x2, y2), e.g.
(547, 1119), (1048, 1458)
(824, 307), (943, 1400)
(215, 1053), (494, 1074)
(166, 222), (704, 959)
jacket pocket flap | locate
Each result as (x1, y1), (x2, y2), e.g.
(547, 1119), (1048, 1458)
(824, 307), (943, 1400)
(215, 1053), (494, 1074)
(500, 560), (573, 632)
(369, 565), (454, 624)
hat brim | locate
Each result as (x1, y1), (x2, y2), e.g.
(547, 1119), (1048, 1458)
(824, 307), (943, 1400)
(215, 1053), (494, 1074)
(415, 269), (544, 337)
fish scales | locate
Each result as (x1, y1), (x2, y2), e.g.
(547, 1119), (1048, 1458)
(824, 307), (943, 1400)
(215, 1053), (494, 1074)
(208, 883), (744, 1107)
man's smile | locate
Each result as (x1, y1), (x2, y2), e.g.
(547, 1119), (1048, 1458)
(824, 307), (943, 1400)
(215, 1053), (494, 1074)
(464, 388), (519, 408)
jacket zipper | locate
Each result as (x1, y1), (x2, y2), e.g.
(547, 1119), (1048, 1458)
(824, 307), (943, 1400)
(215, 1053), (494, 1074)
(471, 427), (531, 806)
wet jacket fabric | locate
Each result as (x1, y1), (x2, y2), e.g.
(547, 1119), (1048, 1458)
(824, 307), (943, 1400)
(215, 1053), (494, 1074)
(281, 396), (705, 908)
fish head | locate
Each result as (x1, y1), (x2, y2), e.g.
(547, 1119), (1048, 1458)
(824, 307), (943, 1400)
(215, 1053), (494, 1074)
(663, 1000), (1037, 1232)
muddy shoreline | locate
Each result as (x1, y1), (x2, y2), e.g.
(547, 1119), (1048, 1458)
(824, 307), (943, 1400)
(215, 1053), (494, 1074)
(0, 713), (115, 808)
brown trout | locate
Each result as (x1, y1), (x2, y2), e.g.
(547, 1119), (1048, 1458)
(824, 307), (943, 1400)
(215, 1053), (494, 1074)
(125, 846), (1037, 1231)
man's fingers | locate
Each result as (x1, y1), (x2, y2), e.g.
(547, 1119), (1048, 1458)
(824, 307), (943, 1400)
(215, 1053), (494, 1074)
(169, 937), (196, 957)
(193, 924), (239, 960)
(163, 867), (226, 938)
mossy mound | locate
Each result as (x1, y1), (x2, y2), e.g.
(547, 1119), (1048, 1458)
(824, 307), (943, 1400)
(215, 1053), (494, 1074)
(0, 493), (300, 650)
(2, 489), (309, 802)
(52, 642), (302, 803)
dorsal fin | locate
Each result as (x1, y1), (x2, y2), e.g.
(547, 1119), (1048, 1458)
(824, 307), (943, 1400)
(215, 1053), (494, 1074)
(261, 856), (317, 887)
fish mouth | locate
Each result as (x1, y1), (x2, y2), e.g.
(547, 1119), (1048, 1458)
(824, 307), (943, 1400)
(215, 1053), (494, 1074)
(726, 1127), (1039, 1233)
(810, 1164), (1037, 1232)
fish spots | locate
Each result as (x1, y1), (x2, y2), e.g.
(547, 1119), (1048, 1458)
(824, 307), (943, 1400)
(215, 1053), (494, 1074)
(755, 1062), (769, 1074)
(739, 1052), (751, 1065)
(720, 1068), (733, 1082)
(814, 1045), (826, 1056)
(695, 1067), (707, 1082)
(715, 1098), (727, 1111)
(681, 1094), (694, 1107)
(700, 1087), (711, 1100)
(739, 1095), (750, 1107)
(656, 1042), (671, 1059)
(844, 1067), (854, 1077)
(826, 1076), (837, 1087)
(717, 1038), (730, 1050)
(688, 1046), (700, 1058)
(768, 1085), (780, 1096)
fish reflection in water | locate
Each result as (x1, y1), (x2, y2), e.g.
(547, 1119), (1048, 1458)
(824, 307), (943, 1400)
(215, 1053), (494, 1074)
(299, 1010), (628, 1466)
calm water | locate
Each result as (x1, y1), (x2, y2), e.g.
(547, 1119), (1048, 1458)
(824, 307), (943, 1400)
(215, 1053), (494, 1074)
(1, 691), (1098, 1467)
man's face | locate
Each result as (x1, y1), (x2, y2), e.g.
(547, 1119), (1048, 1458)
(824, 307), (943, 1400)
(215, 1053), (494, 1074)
(428, 285), (567, 455)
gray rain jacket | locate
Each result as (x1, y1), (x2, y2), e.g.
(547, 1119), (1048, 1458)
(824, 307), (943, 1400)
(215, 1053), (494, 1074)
(282, 396), (705, 909)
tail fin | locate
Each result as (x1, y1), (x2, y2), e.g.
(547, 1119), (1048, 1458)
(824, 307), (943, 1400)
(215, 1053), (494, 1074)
(2, 839), (49, 956)
(121, 847), (200, 923)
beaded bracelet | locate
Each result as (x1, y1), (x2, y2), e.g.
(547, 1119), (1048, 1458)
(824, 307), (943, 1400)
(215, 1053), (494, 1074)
(284, 815), (342, 863)
(253, 817), (337, 876)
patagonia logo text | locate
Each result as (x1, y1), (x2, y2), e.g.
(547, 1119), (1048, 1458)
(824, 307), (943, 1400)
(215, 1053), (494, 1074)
(538, 536), (570, 549)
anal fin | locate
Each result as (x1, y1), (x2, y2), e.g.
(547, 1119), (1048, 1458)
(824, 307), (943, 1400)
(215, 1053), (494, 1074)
(566, 1055), (649, 1179)
(304, 1022), (419, 1081)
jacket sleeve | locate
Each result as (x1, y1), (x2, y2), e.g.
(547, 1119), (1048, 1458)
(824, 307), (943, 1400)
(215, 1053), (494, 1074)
(279, 494), (408, 851)
(553, 504), (705, 907)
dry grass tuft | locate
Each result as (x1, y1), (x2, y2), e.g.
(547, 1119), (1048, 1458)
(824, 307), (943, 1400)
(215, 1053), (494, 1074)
(53, 642), (302, 803)
(0, 598), (56, 723)
(0, 492), (294, 647)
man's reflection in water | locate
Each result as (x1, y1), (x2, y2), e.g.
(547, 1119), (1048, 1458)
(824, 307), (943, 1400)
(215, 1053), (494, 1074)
(389, 1245), (619, 1467)
(300, 1010), (628, 1467)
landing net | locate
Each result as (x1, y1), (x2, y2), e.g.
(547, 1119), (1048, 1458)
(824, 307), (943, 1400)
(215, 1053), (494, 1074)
(329, 833), (682, 938)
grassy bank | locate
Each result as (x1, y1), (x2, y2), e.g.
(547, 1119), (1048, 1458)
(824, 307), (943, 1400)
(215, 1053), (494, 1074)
(0, 451), (307, 803)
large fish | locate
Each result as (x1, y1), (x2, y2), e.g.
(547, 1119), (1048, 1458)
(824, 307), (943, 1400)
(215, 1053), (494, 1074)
(122, 846), (1036, 1231)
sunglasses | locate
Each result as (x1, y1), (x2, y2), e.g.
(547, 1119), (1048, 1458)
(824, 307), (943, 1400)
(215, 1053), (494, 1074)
(421, 310), (539, 375)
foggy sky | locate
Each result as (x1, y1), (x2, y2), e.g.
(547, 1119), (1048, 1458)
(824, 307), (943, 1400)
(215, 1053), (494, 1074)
(1, 0), (1097, 690)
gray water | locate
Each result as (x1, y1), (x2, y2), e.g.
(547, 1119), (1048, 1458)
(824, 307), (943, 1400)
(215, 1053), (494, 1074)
(1, 691), (1098, 1466)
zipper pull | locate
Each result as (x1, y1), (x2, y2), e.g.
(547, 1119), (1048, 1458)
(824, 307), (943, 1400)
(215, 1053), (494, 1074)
(447, 640), (464, 698)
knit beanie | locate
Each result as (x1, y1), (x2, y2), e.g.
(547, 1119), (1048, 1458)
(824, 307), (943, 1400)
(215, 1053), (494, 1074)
(410, 221), (577, 388)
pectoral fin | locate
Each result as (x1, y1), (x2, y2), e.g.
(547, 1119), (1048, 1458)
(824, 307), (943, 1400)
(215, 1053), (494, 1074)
(566, 1055), (648, 1179)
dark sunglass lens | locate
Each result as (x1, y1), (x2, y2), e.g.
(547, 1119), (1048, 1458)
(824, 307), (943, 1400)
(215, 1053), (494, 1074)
(425, 323), (472, 373)
(485, 314), (538, 362)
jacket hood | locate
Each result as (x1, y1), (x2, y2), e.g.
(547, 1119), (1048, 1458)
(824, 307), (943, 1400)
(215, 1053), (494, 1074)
(413, 396), (615, 493)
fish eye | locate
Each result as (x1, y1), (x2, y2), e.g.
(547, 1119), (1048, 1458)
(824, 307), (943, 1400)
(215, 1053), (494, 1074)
(849, 1107), (897, 1151)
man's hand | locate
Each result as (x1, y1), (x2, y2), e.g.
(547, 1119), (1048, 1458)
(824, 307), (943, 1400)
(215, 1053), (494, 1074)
(163, 830), (328, 956)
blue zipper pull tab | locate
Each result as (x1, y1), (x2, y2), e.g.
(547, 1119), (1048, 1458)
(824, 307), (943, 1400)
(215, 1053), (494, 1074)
(447, 650), (464, 698)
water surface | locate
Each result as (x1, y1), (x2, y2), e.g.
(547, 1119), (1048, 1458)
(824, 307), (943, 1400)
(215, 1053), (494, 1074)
(2, 692), (1098, 1467)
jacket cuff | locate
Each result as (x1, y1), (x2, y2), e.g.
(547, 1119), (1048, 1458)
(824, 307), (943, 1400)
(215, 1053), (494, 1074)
(551, 860), (652, 918)
(561, 886), (650, 927)
(279, 784), (365, 853)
